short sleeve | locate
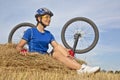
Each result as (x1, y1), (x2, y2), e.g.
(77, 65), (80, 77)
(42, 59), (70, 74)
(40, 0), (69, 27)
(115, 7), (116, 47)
(50, 33), (55, 43)
(22, 28), (31, 42)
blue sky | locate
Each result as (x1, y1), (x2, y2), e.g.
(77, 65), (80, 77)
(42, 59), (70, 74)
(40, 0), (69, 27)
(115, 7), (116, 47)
(0, 0), (120, 71)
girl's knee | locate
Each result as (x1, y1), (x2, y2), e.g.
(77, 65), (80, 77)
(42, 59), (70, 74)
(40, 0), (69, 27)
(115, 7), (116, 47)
(52, 51), (63, 59)
(52, 52), (58, 59)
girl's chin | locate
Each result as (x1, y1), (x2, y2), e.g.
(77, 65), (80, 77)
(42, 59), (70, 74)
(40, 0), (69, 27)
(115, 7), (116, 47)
(45, 23), (50, 26)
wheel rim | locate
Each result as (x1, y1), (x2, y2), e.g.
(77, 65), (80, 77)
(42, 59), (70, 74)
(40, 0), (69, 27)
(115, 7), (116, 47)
(8, 23), (35, 44)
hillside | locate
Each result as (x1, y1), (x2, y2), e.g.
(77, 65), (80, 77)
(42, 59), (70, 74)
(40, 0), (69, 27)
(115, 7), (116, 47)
(0, 44), (78, 72)
(0, 44), (119, 80)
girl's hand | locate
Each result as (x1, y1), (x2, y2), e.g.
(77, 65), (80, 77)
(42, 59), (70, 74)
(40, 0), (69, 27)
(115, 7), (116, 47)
(68, 49), (75, 57)
(20, 49), (28, 56)
(66, 49), (75, 59)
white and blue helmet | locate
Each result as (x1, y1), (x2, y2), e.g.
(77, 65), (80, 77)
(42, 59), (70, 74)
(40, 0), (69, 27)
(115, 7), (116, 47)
(35, 8), (53, 18)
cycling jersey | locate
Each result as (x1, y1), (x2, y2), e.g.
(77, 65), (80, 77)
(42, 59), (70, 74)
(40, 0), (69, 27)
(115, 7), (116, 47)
(22, 27), (55, 54)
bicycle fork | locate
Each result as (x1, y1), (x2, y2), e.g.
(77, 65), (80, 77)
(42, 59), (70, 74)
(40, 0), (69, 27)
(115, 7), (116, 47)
(73, 33), (81, 53)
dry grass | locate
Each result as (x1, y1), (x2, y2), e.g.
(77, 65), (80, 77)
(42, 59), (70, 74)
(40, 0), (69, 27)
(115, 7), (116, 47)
(0, 43), (120, 80)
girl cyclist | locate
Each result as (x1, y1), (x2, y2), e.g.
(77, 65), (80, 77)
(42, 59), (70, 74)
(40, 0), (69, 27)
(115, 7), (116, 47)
(16, 8), (100, 74)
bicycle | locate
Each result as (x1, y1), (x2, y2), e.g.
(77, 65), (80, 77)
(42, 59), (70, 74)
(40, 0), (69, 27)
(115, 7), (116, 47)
(8, 17), (99, 54)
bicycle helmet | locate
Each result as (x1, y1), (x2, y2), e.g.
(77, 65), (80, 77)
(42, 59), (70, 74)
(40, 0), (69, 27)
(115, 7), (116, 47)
(35, 8), (53, 18)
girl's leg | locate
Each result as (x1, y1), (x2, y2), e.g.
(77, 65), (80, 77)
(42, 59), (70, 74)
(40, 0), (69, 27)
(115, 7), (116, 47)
(53, 44), (70, 57)
(52, 44), (81, 70)
(52, 44), (100, 73)
(53, 51), (81, 69)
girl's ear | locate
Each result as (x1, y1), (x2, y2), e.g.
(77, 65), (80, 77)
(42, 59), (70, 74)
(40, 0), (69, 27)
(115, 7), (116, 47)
(37, 16), (41, 22)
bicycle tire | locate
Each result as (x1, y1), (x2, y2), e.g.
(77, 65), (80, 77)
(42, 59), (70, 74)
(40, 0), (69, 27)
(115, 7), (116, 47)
(8, 22), (36, 43)
(61, 17), (99, 54)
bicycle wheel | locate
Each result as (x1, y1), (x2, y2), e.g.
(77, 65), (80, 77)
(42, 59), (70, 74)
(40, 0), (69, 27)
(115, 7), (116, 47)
(61, 17), (99, 54)
(8, 22), (36, 43)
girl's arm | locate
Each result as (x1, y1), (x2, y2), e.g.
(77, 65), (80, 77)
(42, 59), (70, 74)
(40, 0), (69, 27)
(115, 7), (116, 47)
(16, 39), (27, 55)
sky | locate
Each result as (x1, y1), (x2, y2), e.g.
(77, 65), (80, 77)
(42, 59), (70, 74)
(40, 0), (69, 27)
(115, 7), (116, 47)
(0, 0), (120, 71)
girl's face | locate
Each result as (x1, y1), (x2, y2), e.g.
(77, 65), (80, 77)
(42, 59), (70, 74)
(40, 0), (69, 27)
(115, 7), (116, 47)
(41, 14), (51, 26)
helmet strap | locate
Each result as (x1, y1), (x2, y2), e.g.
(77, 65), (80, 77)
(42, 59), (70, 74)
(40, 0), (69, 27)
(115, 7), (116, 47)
(37, 16), (46, 28)
(39, 21), (46, 28)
